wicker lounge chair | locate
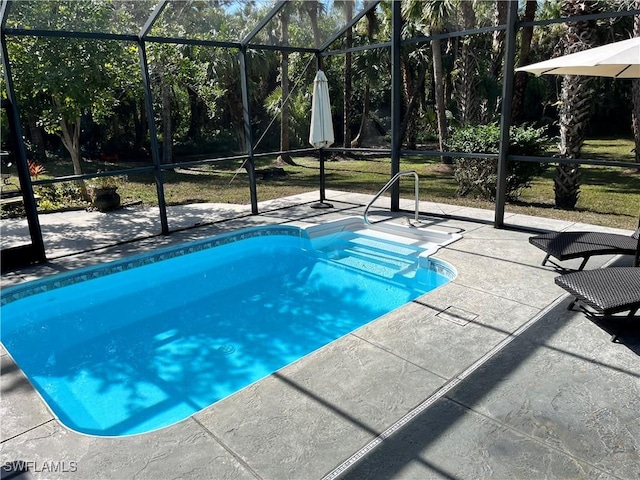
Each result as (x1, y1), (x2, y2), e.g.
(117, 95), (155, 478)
(529, 219), (640, 271)
(555, 267), (640, 341)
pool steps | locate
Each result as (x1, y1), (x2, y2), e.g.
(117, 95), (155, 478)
(305, 216), (462, 259)
(307, 217), (461, 287)
(322, 243), (417, 281)
(317, 240), (445, 290)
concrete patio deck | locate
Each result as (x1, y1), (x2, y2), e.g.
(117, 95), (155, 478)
(1, 190), (638, 480)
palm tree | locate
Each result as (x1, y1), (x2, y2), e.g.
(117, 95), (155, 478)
(351, 6), (384, 147)
(304, 1), (323, 47)
(454, 0), (480, 126)
(511, 0), (537, 124)
(160, 66), (172, 164)
(429, 2), (453, 163)
(403, 0), (454, 164)
(278, 7), (293, 165)
(555, 0), (602, 209)
(490, 1), (508, 84)
(343, 1), (354, 149)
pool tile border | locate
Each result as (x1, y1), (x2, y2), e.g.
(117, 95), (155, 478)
(1, 224), (458, 306)
(1, 225), (302, 306)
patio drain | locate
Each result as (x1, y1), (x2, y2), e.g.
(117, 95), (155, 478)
(436, 305), (478, 326)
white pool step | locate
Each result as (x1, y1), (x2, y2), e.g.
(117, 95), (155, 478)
(305, 216), (462, 259)
(305, 216), (462, 283)
(317, 233), (423, 280)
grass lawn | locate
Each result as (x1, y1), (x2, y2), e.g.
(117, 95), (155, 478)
(2, 138), (639, 230)
(514, 137), (639, 229)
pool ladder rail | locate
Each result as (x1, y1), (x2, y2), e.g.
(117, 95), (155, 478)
(364, 170), (420, 226)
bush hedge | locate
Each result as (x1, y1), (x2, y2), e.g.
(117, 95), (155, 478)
(448, 123), (549, 201)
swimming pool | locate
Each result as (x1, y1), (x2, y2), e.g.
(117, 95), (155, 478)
(1, 219), (459, 436)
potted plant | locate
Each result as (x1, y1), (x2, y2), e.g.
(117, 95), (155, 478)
(88, 174), (126, 212)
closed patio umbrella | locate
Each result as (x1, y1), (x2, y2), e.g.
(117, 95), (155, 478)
(516, 36), (640, 78)
(309, 70), (334, 208)
(309, 70), (334, 148)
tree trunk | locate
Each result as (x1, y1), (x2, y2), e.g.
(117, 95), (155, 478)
(352, 83), (370, 148)
(432, 38), (450, 164)
(490, 1), (508, 82)
(277, 10), (293, 165)
(487, 0), (508, 116)
(454, 40), (479, 126)
(400, 63), (427, 149)
(554, 0), (600, 210)
(59, 115), (90, 201)
(161, 78), (172, 164)
(554, 163), (581, 209)
(343, 2), (353, 149)
(307, 1), (321, 47)
(59, 117), (82, 175)
(400, 56), (414, 149)
(512, 0), (537, 124)
(352, 8), (376, 149)
(28, 116), (47, 161)
(187, 86), (201, 140)
(111, 113), (121, 150)
(454, 1), (478, 126)
(556, 74), (592, 209)
(134, 98), (146, 153)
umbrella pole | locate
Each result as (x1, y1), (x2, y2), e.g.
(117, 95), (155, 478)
(311, 148), (333, 209)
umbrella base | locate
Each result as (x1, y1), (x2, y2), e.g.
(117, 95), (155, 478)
(310, 201), (333, 209)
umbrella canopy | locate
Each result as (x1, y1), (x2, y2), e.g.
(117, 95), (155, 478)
(516, 37), (640, 79)
(309, 70), (334, 148)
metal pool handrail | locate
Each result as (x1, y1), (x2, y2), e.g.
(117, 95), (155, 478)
(364, 170), (420, 225)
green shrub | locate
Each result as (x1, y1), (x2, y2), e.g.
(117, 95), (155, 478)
(34, 182), (87, 212)
(448, 123), (549, 201)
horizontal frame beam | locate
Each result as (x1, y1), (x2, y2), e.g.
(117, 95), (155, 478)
(323, 41), (391, 57)
(144, 35), (240, 49)
(518, 9), (640, 29)
(507, 155), (638, 169)
(404, 24), (506, 47)
(3, 8), (638, 55)
(3, 28), (138, 41)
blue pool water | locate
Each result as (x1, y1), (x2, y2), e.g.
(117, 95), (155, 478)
(1, 226), (455, 436)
